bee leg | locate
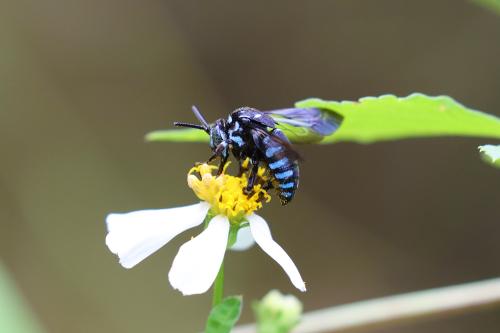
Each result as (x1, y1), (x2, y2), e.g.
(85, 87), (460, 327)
(217, 155), (228, 175)
(244, 159), (259, 194)
(207, 153), (217, 163)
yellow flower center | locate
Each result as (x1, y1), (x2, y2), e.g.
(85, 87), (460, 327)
(187, 162), (271, 222)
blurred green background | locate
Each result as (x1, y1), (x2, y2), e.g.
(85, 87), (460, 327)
(0, 1), (499, 332)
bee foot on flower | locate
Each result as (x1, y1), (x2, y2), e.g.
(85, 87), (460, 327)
(243, 187), (254, 196)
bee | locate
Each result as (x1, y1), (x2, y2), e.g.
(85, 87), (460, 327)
(174, 105), (342, 205)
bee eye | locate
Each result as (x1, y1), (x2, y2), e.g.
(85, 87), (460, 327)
(210, 127), (224, 149)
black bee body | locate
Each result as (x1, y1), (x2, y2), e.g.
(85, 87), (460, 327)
(174, 105), (342, 205)
(226, 108), (300, 204)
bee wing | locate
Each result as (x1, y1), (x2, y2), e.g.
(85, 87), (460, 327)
(234, 107), (277, 128)
(250, 127), (302, 162)
(265, 107), (343, 143)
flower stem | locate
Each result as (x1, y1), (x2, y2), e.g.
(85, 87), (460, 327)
(212, 262), (224, 307)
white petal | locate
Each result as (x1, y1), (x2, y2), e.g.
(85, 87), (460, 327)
(230, 226), (255, 251)
(248, 214), (306, 292)
(105, 202), (210, 269)
(168, 215), (229, 295)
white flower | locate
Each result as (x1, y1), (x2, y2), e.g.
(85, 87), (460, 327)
(105, 164), (306, 295)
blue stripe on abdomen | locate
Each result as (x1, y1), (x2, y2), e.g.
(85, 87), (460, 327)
(269, 158), (289, 170)
(279, 182), (295, 189)
(265, 146), (282, 157)
(280, 192), (293, 198)
(275, 170), (293, 179)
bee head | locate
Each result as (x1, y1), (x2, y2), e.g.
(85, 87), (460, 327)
(174, 106), (229, 157)
(209, 119), (229, 156)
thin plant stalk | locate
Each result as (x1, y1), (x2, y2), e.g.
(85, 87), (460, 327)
(232, 277), (500, 333)
(212, 263), (224, 307)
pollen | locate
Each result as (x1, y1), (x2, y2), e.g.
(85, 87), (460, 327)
(187, 162), (271, 222)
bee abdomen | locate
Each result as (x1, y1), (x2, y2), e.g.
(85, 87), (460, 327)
(267, 157), (299, 205)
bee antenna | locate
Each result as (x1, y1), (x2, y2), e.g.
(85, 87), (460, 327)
(173, 122), (209, 132)
(191, 105), (210, 129)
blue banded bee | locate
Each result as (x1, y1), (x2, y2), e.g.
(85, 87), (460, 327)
(174, 106), (342, 205)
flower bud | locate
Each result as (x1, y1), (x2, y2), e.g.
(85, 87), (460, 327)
(254, 290), (303, 333)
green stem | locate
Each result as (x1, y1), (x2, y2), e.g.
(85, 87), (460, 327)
(212, 262), (224, 307)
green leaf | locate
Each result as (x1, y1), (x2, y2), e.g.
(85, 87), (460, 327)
(479, 145), (500, 168)
(472, 0), (500, 15)
(145, 94), (500, 145)
(146, 128), (208, 143)
(205, 296), (242, 333)
(0, 262), (45, 333)
(296, 94), (500, 144)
